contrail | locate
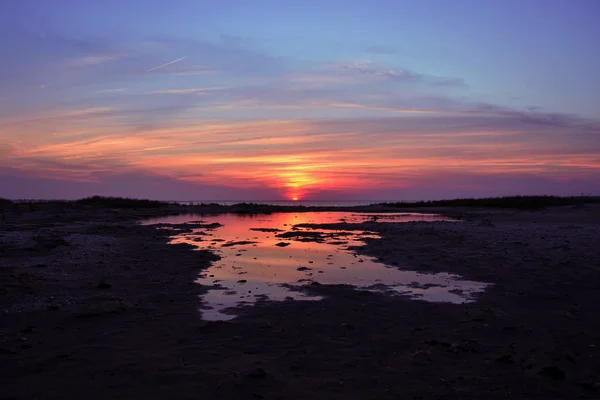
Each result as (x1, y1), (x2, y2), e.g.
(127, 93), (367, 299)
(147, 56), (188, 72)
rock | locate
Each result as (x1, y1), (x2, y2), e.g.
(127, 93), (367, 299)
(96, 282), (112, 289)
(496, 354), (514, 364)
(539, 365), (565, 380)
(247, 368), (268, 379)
(275, 242), (290, 247)
(564, 352), (577, 363)
(237, 280), (247, 283)
(580, 382), (599, 392)
(424, 340), (451, 348)
(35, 235), (69, 250)
(21, 326), (36, 334)
(297, 267), (311, 271)
(411, 350), (432, 365)
(479, 219), (495, 227)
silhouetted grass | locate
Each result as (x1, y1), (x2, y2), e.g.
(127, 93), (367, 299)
(6, 197), (173, 210)
(0, 198), (13, 213)
(381, 195), (600, 210)
(75, 196), (171, 208)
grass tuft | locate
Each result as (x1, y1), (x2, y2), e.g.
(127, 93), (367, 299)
(75, 196), (171, 208)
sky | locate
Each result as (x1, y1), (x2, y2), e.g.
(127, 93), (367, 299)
(1, 0), (599, 201)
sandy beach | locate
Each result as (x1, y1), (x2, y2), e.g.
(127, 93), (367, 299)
(1, 203), (600, 399)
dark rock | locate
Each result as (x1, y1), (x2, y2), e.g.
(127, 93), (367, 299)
(275, 242), (290, 247)
(539, 365), (565, 380)
(96, 282), (112, 289)
(411, 350), (432, 365)
(564, 352), (577, 363)
(425, 340), (451, 348)
(479, 219), (495, 227)
(21, 326), (36, 334)
(297, 267), (311, 271)
(247, 368), (268, 379)
(35, 236), (69, 250)
(250, 227), (283, 233)
(496, 354), (514, 364)
(222, 241), (258, 247)
(0, 346), (18, 355)
(580, 382), (599, 392)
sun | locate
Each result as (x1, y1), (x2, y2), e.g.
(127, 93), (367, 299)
(292, 196), (299, 201)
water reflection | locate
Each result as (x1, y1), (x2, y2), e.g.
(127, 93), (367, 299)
(143, 212), (488, 320)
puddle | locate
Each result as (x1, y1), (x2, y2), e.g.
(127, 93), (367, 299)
(143, 212), (488, 320)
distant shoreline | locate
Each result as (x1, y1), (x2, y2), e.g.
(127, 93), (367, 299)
(2, 194), (599, 212)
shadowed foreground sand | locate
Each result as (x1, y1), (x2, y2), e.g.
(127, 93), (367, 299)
(1, 204), (599, 399)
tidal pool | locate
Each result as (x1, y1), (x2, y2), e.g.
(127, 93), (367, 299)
(143, 212), (488, 320)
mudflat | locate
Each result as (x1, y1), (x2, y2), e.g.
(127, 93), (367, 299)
(1, 204), (599, 399)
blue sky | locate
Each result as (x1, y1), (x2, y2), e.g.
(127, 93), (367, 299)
(1, 0), (599, 200)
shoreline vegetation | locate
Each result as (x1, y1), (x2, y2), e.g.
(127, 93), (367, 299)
(1, 194), (599, 212)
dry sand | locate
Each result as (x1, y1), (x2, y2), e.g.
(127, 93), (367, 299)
(1, 204), (599, 399)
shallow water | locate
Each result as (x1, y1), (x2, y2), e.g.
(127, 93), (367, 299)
(143, 212), (488, 320)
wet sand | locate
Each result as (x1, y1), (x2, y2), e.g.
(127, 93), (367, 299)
(1, 204), (600, 399)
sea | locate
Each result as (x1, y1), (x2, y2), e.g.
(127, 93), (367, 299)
(173, 200), (385, 207)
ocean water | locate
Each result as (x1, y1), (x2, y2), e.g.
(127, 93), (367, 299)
(174, 200), (379, 207)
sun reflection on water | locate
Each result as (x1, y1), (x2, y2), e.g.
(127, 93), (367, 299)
(143, 212), (488, 320)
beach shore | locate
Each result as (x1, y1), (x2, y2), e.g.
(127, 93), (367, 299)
(1, 203), (599, 399)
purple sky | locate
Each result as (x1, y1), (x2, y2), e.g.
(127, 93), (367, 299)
(1, 0), (599, 200)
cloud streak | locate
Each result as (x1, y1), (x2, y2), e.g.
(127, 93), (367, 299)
(146, 56), (188, 72)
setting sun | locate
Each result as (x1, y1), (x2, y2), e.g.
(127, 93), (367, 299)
(292, 196), (299, 201)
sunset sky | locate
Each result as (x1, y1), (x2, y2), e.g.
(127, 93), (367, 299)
(1, 0), (599, 201)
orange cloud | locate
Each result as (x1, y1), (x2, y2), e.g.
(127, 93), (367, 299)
(2, 106), (599, 199)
